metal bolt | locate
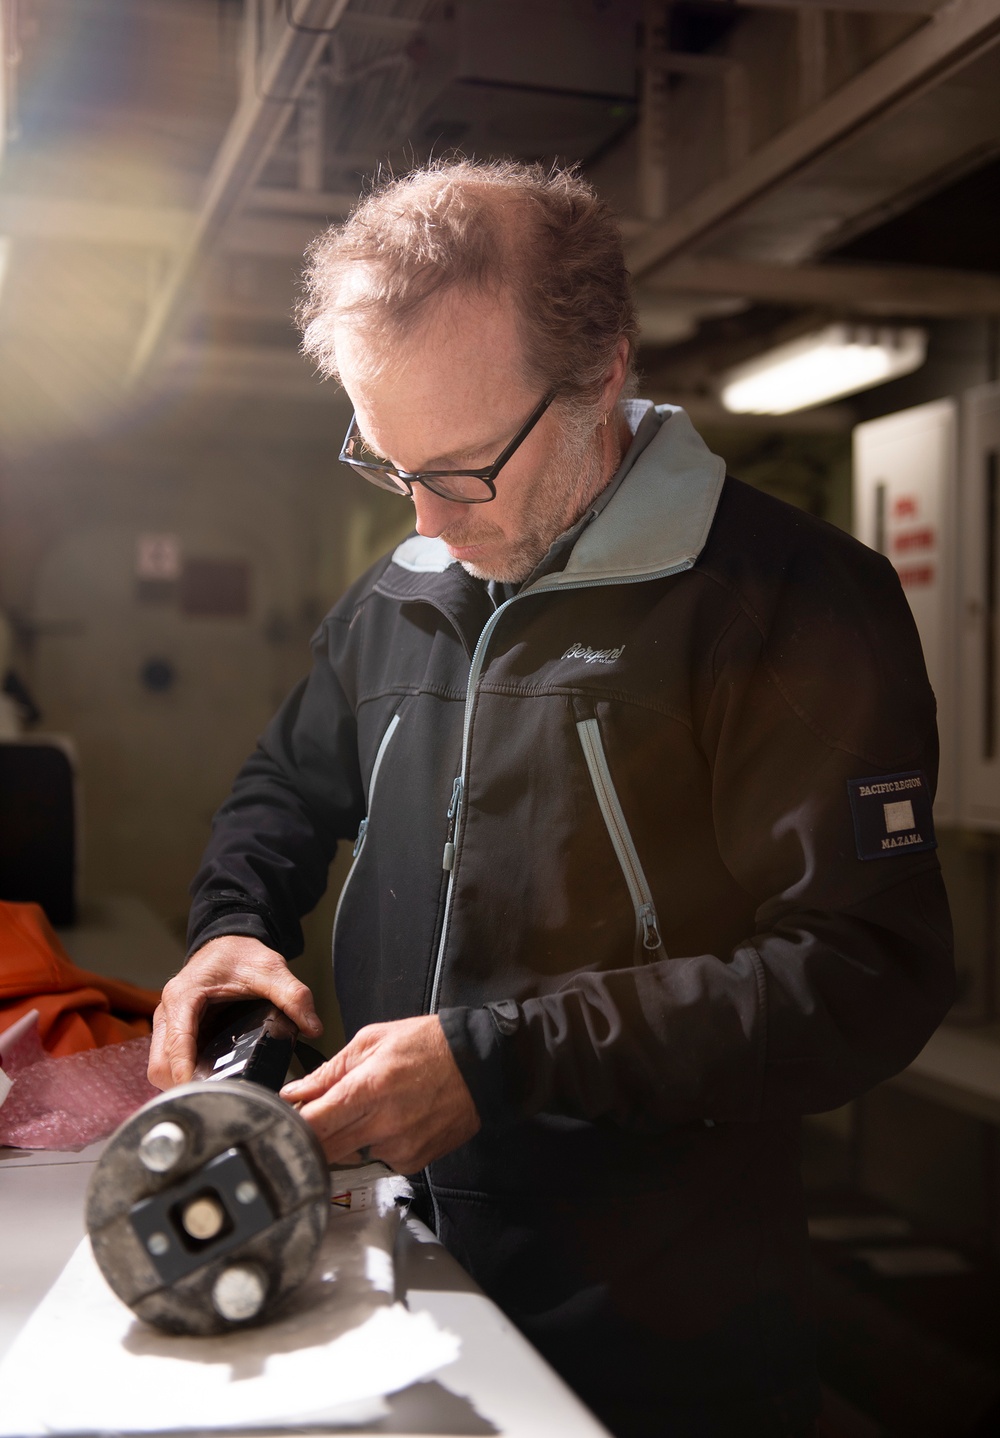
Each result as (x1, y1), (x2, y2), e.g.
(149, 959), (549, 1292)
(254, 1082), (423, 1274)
(235, 1180), (258, 1205)
(181, 1195), (226, 1241)
(138, 1120), (187, 1174)
(147, 1231), (170, 1256)
(212, 1265), (267, 1323)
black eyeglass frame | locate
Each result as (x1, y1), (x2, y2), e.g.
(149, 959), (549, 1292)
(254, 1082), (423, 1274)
(338, 391), (556, 504)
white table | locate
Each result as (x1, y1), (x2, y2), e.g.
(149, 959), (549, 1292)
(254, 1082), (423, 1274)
(0, 1141), (610, 1437)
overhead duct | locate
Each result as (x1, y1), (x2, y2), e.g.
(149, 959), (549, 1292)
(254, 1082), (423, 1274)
(628, 0), (1000, 280)
(127, 0), (351, 384)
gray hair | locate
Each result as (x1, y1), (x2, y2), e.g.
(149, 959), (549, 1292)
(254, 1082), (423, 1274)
(298, 158), (638, 408)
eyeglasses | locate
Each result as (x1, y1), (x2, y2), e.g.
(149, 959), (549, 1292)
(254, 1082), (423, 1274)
(338, 392), (555, 504)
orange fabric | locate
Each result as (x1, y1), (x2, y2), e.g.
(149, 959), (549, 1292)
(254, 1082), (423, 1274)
(0, 901), (161, 1056)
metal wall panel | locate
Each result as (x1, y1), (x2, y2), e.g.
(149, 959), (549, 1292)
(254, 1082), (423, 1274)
(853, 398), (959, 822)
(959, 383), (1000, 830)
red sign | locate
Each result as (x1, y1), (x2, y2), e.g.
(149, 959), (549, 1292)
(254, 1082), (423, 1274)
(897, 565), (935, 588)
(894, 527), (936, 553)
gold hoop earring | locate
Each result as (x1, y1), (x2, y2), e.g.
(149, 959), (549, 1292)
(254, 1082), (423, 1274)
(601, 412), (608, 427)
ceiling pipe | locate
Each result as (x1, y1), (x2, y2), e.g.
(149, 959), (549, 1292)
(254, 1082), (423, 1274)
(734, 0), (943, 11)
(645, 256), (1000, 317)
(126, 0), (350, 385)
(736, 0), (943, 11)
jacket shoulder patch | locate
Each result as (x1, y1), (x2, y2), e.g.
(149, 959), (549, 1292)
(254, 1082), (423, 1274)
(847, 771), (936, 861)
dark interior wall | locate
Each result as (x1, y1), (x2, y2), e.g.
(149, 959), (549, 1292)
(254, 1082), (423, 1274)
(701, 424), (852, 532)
(796, 315), (1000, 1270)
(852, 319), (1000, 423)
(0, 383), (421, 1029)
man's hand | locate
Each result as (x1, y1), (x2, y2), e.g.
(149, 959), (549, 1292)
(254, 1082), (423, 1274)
(280, 1016), (481, 1173)
(148, 935), (322, 1090)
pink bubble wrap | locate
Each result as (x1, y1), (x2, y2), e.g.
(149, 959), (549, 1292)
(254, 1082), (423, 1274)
(0, 1021), (158, 1151)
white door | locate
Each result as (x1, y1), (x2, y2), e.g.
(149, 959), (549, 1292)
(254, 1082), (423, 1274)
(958, 383), (1000, 829)
(853, 399), (959, 823)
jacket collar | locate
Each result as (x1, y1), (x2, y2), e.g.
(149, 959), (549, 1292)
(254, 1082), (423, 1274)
(375, 404), (725, 600)
(531, 404), (725, 591)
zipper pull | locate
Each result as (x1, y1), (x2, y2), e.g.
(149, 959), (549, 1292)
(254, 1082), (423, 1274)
(352, 817), (369, 859)
(640, 903), (662, 951)
(442, 776), (464, 871)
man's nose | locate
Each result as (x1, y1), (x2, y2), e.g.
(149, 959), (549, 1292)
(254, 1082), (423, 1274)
(411, 485), (463, 538)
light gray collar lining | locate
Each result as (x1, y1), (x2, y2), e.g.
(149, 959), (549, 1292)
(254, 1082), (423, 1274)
(529, 405), (725, 590)
(389, 405), (726, 587)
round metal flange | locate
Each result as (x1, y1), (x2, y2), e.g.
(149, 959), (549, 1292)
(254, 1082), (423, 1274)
(86, 1080), (330, 1335)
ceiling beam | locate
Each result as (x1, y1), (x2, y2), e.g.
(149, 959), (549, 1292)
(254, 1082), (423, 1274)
(647, 256), (1000, 315)
(159, 343), (330, 401)
(8, 199), (997, 320)
(247, 186), (356, 217)
(0, 194), (194, 249)
(223, 211), (332, 258)
(126, 0), (350, 384)
(338, 11), (424, 39)
(733, 0), (944, 11)
(628, 0), (1000, 280)
(0, 193), (351, 258)
(157, 340), (854, 428)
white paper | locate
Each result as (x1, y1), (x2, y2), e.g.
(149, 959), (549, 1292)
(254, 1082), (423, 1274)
(0, 1189), (459, 1435)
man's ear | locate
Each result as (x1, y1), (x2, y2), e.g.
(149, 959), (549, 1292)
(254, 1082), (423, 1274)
(599, 336), (631, 413)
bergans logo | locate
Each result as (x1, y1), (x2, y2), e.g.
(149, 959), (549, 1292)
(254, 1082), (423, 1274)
(561, 642), (625, 665)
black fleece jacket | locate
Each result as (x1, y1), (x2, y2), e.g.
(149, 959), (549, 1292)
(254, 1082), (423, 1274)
(188, 406), (954, 1438)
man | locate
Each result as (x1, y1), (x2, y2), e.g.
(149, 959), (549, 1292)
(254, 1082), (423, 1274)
(150, 159), (954, 1437)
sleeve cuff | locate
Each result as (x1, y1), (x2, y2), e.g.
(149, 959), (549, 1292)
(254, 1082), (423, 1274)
(438, 1003), (524, 1128)
(185, 911), (278, 961)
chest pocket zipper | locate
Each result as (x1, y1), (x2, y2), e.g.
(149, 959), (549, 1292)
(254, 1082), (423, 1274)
(576, 717), (666, 958)
(354, 711), (402, 857)
(332, 711), (402, 953)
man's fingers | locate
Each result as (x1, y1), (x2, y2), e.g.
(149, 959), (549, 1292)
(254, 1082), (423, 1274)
(147, 1008), (171, 1090)
(235, 956), (323, 1038)
(282, 1015), (480, 1171)
(280, 1069), (328, 1104)
(281, 1046), (352, 1103)
(148, 988), (204, 1089)
(146, 937), (322, 1092)
(167, 1032), (197, 1087)
(300, 1105), (375, 1162)
(147, 1022), (196, 1089)
(161, 988), (207, 1087)
(295, 1069), (379, 1158)
(268, 971), (323, 1038)
(296, 1058), (369, 1122)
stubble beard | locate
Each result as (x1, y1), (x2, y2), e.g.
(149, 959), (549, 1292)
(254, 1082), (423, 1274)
(446, 416), (604, 584)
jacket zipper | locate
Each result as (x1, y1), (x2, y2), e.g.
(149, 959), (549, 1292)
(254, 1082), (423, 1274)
(428, 595), (514, 1015)
(576, 716), (665, 956)
(442, 775), (463, 872)
(331, 710), (402, 952)
(424, 561), (692, 1236)
(427, 561), (690, 1013)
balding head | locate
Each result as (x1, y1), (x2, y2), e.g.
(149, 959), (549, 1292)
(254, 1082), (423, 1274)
(298, 158), (638, 415)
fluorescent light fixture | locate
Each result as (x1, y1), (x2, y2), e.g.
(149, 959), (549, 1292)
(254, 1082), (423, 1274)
(719, 323), (927, 415)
